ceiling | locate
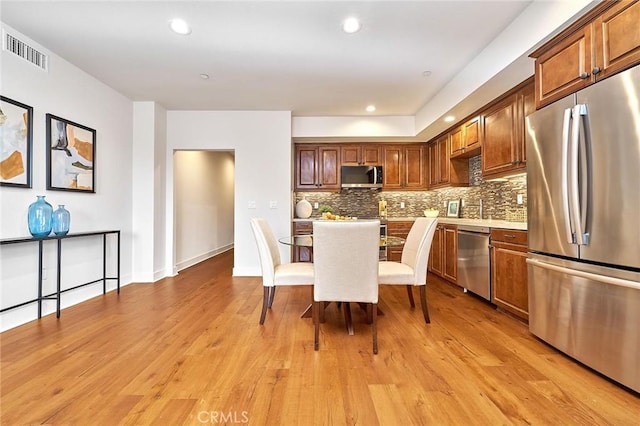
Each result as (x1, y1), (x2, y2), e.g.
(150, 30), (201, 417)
(1, 0), (534, 120)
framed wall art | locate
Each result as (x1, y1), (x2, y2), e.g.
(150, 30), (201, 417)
(447, 199), (461, 217)
(0, 96), (33, 187)
(46, 113), (96, 193)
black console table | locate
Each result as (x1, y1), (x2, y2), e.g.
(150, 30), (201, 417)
(0, 230), (120, 319)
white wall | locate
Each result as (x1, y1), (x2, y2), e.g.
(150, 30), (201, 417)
(0, 24), (134, 331)
(153, 104), (167, 280)
(166, 111), (292, 277)
(132, 102), (155, 282)
(292, 116), (415, 139)
(174, 150), (234, 271)
(132, 101), (167, 282)
(290, 0), (596, 143)
(413, 0), (595, 139)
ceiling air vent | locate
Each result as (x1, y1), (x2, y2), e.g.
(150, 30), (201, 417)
(3, 31), (48, 71)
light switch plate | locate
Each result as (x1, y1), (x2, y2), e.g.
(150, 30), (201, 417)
(248, 200), (256, 209)
(314, 202), (319, 209)
(269, 201), (278, 209)
(400, 202), (405, 209)
(517, 194), (524, 205)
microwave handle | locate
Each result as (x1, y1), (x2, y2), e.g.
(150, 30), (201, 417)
(373, 166), (378, 184)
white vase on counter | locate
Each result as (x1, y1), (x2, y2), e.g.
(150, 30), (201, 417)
(295, 198), (312, 218)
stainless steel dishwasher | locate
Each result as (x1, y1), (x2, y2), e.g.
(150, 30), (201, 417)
(457, 225), (491, 301)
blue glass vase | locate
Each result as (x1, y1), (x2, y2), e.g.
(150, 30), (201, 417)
(27, 195), (53, 238)
(52, 204), (71, 236)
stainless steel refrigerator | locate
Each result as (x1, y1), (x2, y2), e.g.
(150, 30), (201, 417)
(526, 64), (640, 392)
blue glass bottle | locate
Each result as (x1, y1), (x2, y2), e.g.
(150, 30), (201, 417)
(52, 204), (71, 236)
(27, 195), (53, 238)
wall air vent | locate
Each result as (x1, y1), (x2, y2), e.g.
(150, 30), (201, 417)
(3, 31), (48, 71)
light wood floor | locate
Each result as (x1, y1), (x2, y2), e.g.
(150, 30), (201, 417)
(1, 250), (638, 425)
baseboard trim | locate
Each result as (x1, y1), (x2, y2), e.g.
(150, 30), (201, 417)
(175, 244), (234, 272)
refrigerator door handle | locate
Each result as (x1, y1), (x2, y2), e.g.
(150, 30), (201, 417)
(561, 107), (575, 244)
(526, 258), (640, 290)
(570, 105), (584, 245)
(576, 103), (591, 245)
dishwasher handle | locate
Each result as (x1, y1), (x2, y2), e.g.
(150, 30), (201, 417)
(457, 229), (490, 236)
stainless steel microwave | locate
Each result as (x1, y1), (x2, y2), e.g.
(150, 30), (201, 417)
(340, 165), (383, 189)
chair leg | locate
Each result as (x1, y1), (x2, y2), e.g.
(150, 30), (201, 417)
(259, 287), (270, 325)
(268, 286), (276, 308)
(372, 303), (378, 354)
(313, 301), (320, 351)
(406, 285), (415, 308)
(344, 302), (354, 335)
(365, 303), (373, 324)
(419, 286), (430, 324)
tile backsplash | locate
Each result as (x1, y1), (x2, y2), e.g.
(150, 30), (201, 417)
(295, 156), (527, 221)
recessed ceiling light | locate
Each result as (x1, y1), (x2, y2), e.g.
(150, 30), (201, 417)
(444, 115), (455, 123)
(200, 73), (210, 80)
(169, 18), (191, 35)
(366, 105), (376, 112)
(422, 70), (432, 77)
(342, 17), (362, 34)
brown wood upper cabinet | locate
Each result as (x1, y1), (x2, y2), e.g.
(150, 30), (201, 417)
(481, 81), (534, 179)
(382, 144), (427, 190)
(450, 116), (481, 159)
(340, 144), (382, 166)
(294, 145), (340, 191)
(532, 0), (640, 109)
(429, 134), (469, 189)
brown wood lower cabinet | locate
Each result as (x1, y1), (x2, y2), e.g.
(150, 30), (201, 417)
(442, 225), (458, 284)
(428, 224), (457, 285)
(490, 229), (528, 321)
(428, 224), (443, 276)
(386, 221), (413, 262)
(293, 221), (313, 262)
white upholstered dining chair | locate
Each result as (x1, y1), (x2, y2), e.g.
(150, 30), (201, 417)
(378, 217), (438, 324)
(250, 218), (314, 324)
(312, 220), (380, 353)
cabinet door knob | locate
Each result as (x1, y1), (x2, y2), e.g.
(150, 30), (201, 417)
(579, 72), (590, 79)
(592, 66), (601, 75)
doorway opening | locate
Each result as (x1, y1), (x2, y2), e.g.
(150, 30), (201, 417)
(173, 150), (235, 272)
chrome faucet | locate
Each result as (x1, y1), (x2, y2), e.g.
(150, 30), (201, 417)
(479, 199), (484, 219)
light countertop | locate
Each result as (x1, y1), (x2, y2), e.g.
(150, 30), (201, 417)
(293, 216), (527, 230)
(387, 217), (527, 230)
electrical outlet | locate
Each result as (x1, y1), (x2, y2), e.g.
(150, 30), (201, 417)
(314, 202), (319, 209)
(269, 201), (278, 209)
(444, 201), (448, 207)
(400, 201), (405, 209)
(248, 200), (256, 209)
(517, 194), (524, 205)
(461, 199), (465, 207)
